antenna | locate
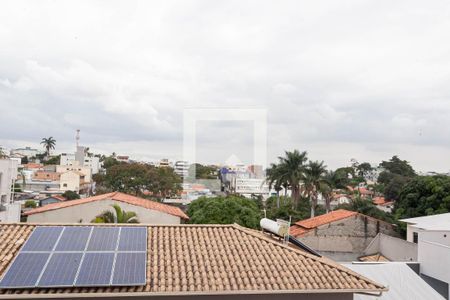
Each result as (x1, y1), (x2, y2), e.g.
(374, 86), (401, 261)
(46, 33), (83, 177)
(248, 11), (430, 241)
(76, 129), (80, 148)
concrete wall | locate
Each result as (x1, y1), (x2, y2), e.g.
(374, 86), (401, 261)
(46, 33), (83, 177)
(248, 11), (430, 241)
(298, 214), (398, 260)
(8, 292), (354, 300)
(418, 230), (450, 299)
(364, 233), (417, 261)
(27, 199), (181, 224)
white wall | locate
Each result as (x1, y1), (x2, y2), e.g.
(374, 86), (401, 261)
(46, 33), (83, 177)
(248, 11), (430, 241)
(27, 199), (181, 224)
(418, 230), (450, 299)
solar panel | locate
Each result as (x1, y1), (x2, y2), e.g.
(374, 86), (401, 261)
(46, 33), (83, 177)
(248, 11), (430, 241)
(87, 227), (119, 251)
(0, 253), (50, 288)
(0, 226), (147, 289)
(21, 227), (63, 251)
(75, 253), (115, 286)
(112, 252), (146, 285)
(55, 227), (92, 251)
(38, 253), (83, 287)
(118, 227), (147, 251)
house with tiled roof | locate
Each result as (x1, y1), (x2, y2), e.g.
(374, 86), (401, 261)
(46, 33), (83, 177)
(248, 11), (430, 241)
(24, 192), (189, 224)
(0, 222), (387, 299)
(289, 210), (399, 261)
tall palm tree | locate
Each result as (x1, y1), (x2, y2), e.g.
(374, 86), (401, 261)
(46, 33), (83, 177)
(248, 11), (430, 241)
(266, 150), (308, 209)
(304, 160), (328, 217)
(266, 163), (286, 208)
(91, 204), (139, 223)
(40, 137), (56, 157)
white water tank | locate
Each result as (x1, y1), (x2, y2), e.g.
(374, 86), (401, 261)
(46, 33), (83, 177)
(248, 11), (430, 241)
(260, 218), (289, 237)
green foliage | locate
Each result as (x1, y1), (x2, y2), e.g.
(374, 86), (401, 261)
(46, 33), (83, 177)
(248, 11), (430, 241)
(187, 196), (261, 229)
(40, 137), (56, 156)
(336, 197), (395, 224)
(102, 163), (181, 198)
(264, 196), (325, 223)
(21, 156), (29, 164)
(395, 175), (450, 220)
(377, 155), (416, 201)
(62, 190), (80, 200)
(102, 156), (121, 169)
(44, 155), (60, 165)
(187, 164), (218, 180)
(24, 200), (37, 208)
(92, 204), (139, 223)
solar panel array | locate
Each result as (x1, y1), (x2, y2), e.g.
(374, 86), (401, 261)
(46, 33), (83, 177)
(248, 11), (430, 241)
(0, 226), (147, 289)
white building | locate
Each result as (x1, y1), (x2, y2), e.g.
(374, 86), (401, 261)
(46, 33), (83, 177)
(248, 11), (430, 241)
(0, 159), (21, 222)
(10, 147), (40, 158)
(231, 178), (269, 198)
(60, 146), (101, 174)
(401, 213), (450, 299)
(174, 161), (189, 177)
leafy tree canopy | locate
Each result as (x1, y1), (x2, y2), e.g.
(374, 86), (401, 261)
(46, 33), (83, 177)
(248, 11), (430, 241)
(187, 196), (261, 229)
(379, 155), (416, 178)
(62, 190), (80, 200)
(395, 175), (450, 219)
(187, 163), (218, 180)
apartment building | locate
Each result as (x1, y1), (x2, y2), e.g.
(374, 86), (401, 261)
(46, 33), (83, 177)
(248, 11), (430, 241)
(60, 146), (101, 174)
(0, 159), (20, 222)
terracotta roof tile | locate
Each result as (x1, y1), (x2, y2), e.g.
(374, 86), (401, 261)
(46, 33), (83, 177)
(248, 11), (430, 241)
(0, 223), (386, 297)
(24, 192), (189, 220)
(295, 209), (357, 229)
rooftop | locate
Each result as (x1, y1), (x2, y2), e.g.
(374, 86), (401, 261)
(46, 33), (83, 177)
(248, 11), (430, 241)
(290, 210), (358, 237)
(400, 212), (450, 231)
(0, 223), (386, 298)
(24, 192), (189, 220)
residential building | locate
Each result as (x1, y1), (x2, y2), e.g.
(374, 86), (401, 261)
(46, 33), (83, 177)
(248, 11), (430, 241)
(10, 146), (40, 158)
(24, 192), (189, 224)
(32, 170), (61, 181)
(373, 196), (394, 213)
(290, 209), (399, 261)
(0, 159), (21, 222)
(174, 160), (189, 177)
(39, 195), (66, 206)
(0, 222), (387, 299)
(159, 158), (170, 167)
(56, 162), (92, 182)
(59, 170), (88, 194)
(60, 146), (101, 174)
(343, 262), (444, 300)
(401, 213), (450, 299)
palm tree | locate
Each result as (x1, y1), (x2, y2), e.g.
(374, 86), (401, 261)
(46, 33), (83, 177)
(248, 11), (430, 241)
(40, 137), (56, 157)
(91, 204), (139, 223)
(266, 163), (286, 208)
(266, 150), (308, 209)
(304, 160), (328, 217)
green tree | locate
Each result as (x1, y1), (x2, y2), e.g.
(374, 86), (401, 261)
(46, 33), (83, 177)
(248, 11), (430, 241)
(102, 155), (121, 169)
(92, 204), (139, 223)
(24, 200), (37, 208)
(0, 148), (6, 159)
(40, 137), (56, 157)
(104, 163), (151, 195)
(187, 196), (261, 229)
(62, 190), (80, 200)
(267, 150), (308, 209)
(356, 162), (373, 178)
(44, 155), (60, 165)
(336, 197), (395, 224)
(377, 155), (416, 201)
(304, 160), (328, 217)
(188, 164), (218, 180)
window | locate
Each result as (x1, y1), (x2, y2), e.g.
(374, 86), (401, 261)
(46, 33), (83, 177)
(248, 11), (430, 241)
(413, 232), (419, 243)
(63, 183), (67, 187)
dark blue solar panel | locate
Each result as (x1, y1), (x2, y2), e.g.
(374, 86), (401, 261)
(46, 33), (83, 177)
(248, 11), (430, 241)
(118, 227), (147, 251)
(22, 227), (63, 251)
(55, 227), (91, 251)
(112, 253), (146, 285)
(87, 227), (119, 251)
(38, 253), (83, 287)
(0, 253), (50, 288)
(75, 253), (115, 286)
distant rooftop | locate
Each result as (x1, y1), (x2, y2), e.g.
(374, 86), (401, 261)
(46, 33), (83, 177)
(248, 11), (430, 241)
(400, 212), (450, 231)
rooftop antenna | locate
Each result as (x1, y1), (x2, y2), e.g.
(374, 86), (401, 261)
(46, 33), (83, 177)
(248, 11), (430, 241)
(76, 129), (80, 148)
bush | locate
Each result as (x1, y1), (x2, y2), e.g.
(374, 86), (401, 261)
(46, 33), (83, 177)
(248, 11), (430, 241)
(24, 200), (37, 208)
(62, 190), (80, 200)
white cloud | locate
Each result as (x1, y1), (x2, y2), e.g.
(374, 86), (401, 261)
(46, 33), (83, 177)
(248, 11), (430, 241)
(1, 0), (450, 171)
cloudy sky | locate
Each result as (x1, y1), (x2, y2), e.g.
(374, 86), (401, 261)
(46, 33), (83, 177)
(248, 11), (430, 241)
(1, 0), (450, 172)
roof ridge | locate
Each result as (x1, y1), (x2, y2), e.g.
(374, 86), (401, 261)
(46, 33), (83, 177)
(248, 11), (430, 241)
(231, 223), (386, 291)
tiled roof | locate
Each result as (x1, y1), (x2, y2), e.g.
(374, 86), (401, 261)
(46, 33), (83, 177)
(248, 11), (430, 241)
(24, 192), (189, 220)
(291, 209), (357, 232)
(359, 253), (390, 262)
(372, 197), (386, 205)
(0, 223), (386, 298)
